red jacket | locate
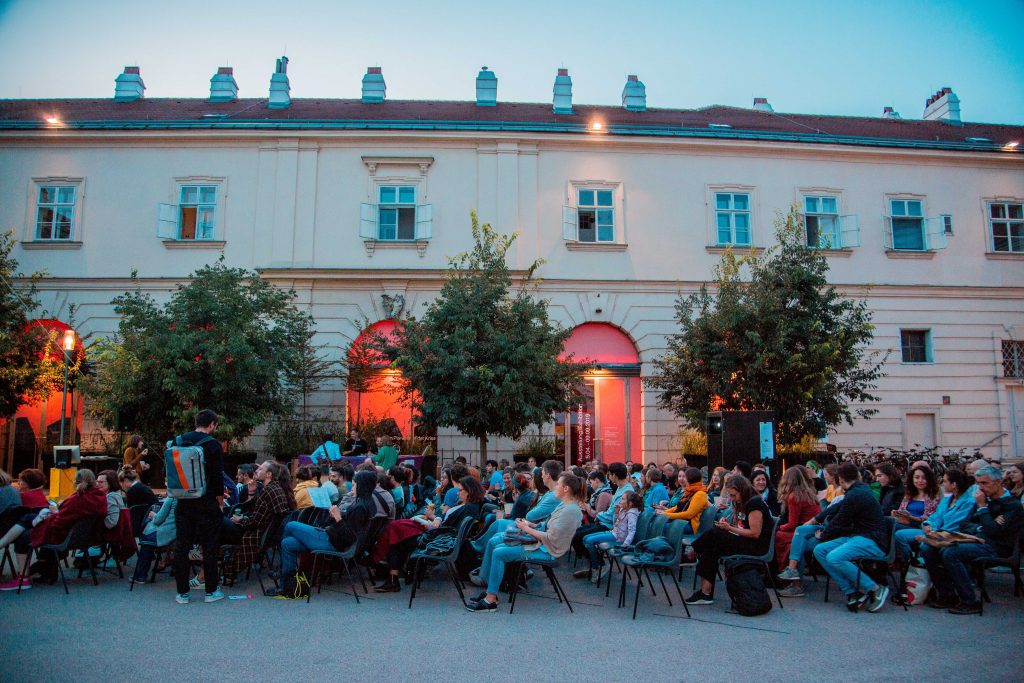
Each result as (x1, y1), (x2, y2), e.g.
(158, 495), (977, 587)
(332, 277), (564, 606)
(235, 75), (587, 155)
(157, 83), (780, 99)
(779, 495), (821, 534)
(30, 487), (107, 547)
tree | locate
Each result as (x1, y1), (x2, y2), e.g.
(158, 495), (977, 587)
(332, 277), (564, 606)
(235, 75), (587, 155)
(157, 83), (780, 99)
(287, 330), (339, 416)
(378, 212), (584, 460)
(0, 230), (49, 418)
(646, 206), (884, 445)
(82, 259), (312, 443)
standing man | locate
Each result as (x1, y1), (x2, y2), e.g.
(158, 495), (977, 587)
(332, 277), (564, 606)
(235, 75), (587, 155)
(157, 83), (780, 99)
(172, 409), (226, 605)
(343, 429), (368, 457)
(311, 434), (342, 465)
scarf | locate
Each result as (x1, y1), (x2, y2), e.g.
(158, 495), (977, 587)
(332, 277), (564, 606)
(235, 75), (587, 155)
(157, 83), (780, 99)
(672, 482), (707, 512)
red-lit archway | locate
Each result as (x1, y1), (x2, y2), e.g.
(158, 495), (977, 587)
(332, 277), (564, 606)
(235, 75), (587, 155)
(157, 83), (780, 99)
(345, 320), (417, 441)
(558, 323), (642, 466)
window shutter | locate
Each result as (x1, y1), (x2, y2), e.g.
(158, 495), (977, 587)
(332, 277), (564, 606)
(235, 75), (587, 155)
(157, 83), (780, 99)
(883, 216), (894, 250)
(799, 213), (810, 246)
(157, 203), (178, 239)
(415, 204), (433, 239)
(359, 203), (378, 239)
(838, 214), (861, 248)
(562, 206), (578, 241)
(925, 216), (948, 250)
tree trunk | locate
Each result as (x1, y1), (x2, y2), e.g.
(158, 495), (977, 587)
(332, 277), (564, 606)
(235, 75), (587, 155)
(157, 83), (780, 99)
(478, 433), (488, 467)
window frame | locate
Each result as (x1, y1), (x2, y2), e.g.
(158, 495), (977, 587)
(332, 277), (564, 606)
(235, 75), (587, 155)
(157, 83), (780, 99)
(706, 184), (756, 248)
(563, 180), (625, 247)
(887, 197), (926, 251)
(160, 176), (227, 244)
(1002, 340), (1024, 378)
(900, 329), (933, 364)
(802, 194), (840, 249)
(177, 184), (219, 241)
(376, 184), (418, 242)
(986, 200), (1024, 254)
(25, 177), (85, 245)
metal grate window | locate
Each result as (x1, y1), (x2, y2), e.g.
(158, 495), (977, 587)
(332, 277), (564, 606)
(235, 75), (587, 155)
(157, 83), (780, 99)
(1003, 340), (1024, 378)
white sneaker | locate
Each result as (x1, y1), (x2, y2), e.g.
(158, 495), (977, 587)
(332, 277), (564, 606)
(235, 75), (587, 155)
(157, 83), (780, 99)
(175, 593), (190, 604)
(590, 568), (604, 584)
(204, 588), (225, 603)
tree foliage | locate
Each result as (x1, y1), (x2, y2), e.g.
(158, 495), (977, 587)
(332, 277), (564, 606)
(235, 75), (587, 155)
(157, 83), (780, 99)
(0, 230), (49, 418)
(378, 212), (583, 459)
(646, 206), (884, 445)
(81, 259), (312, 443)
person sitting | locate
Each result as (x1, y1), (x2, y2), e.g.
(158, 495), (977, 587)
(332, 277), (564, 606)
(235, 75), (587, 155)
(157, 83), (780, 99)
(0, 468), (20, 517)
(774, 466), (823, 597)
(132, 496), (177, 584)
(373, 475), (485, 593)
(706, 467), (727, 502)
(220, 461), (296, 583)
(732, 460), (753, 480)
(371, 435), (399, 470)
(484, 460), (502, 494)
(658, 467), (710, 534)
(643, 468), (669, 508)
(342, 428), (368, 457)
(310, 433), (342, 465)
(319, 466), (341, 505)
(661, 463), (679, 493)
(329, 463), (354, 502)
(895, 468), (974, 560)
(122, 435), (151, 476)
(268, 470), (378, 598)
(0, 469), (106, 589)
(922, 466), (1023, 614)
(751, 470), (781, 517)
(581, 471), (613, 522)
(96, 469), (125, 530)
(892, 465), (940, 534)
(823, 464), (844, 505)
(811, 463), (891, 613)
(15, 469), (49, 511)
(873, 463), (905, 517)
(570, 462), (633, 576)
(383, 466), (406, 513)
(471, 460), (564, 553)
(506, 472), (536, 521)
(1003, 463), (1023, 500)
(686, 474), (773, 605)
(293, 465), (321, 510)
(580, 490), (643, 583)
(119, 466), (157, 536)
(467, 473), (585, 612)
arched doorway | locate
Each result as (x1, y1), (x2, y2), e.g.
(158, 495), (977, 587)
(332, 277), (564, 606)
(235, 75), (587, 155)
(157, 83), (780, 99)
(557, 323), (642, 466)
(345, 320), (417, 442)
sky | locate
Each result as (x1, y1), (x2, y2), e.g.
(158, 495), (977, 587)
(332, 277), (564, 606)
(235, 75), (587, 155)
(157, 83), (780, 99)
(1, 0), (1023, 124)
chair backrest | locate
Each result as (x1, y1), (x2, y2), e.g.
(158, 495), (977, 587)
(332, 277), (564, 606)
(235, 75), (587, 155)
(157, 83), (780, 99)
(694, 506), (718, 538)
(57, 516), (104, 553)
(260, 511), (290, 553)
(632, 509), (655, 542)
(763, 516), (780, 560)
(663, 519), (689, 566)
(648, 514), (669, 540)
(441, 515), (478, 561)
(881, 516), (898, 563)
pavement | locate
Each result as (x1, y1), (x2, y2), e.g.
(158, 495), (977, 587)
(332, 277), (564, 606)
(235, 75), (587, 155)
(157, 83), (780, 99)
(0, 560), (1021, 683)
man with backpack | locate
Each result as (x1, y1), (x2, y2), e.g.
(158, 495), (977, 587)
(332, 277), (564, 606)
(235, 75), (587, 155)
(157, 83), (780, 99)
(170, 409), (226, 605)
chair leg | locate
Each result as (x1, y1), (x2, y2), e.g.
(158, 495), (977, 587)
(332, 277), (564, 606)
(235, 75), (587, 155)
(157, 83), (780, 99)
(543, 566), (563, 604)
(765, 561), (784, 609)
(508, 562), (522, 614)
(632, 567), (643, 620)
(655, 568), (673, 607)
(307, 555), (320, 604)
(824, 573), (831, 603)
(342, 560), (361, 604)
(407, 558), (421, 609)
(1013, 566), (1023, 598)
(645, 567), (657, 596)
(669, 570), (690, 618)
(548, 567), (574, 613)
(17, 552), (33, 594)
(618, 565), (629, 608)
(447, 560), (468, 606)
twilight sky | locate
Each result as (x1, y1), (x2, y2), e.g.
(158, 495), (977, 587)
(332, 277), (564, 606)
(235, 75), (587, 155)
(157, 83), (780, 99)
(1, 0), (1022, 124)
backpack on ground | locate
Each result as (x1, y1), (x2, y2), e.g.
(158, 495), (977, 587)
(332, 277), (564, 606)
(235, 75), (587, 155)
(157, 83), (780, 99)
(724, 559), (772, 616)
(271, 571), (310, 599)
(164, 435), (215, 499)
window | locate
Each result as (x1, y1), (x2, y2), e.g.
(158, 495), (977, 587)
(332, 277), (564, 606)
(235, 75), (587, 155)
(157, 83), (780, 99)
(1003, 340), (1024, 378)
(576, 189), (614, 242)
(359, 185), (432, 242)
(35, 185), (76, 240)
(715, 193), (751, 246)
(900, 330), (931, 363)
(989, 202), (1024, 253)
(942, 214), (953, 236)
(804, 196), (838, 248)
(885, 199), (947, 251)
(178, 185), (217, 240)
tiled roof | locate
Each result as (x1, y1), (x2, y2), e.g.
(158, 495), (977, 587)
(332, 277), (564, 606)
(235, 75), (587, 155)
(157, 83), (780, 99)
(1, 98), (1022, 150)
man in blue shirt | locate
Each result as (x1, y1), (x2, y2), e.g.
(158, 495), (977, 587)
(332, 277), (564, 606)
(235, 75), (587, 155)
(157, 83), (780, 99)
(311, 434), (342, 464)
(470, 460), (563, 554)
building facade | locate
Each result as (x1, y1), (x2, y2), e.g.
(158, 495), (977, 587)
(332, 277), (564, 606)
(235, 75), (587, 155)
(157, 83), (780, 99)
(2, 66), (1023, 466)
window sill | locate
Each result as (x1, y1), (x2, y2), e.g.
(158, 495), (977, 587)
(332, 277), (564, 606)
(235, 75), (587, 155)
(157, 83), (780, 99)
(996, 375), (1024, 384)
(984, 252), (1024, 261)
(21, 241), (82, 250)
(884, 250), (935, 260)
(807, 247), (854, 257)
(565, 241), (628, 252)
(363, 239), (429, 258)
(162, 240), (226, 250)
(705, 245), (759, 255)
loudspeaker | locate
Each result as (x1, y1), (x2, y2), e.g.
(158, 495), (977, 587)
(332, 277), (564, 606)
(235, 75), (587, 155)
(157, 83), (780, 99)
(53, 445), (81, 469)
(705, 411), (775, 472)
(114, 408), (136, 433)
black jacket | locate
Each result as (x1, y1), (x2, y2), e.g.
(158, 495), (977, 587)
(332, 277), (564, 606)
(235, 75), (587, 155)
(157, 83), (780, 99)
(964, 492), (1023, 556)
(820, 482), (888, 551)
(878, 483), (905, 517)
(761, 488), (781, 517)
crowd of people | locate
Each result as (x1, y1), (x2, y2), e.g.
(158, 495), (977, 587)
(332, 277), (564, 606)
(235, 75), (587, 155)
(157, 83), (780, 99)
(0, 411), (1021, 619)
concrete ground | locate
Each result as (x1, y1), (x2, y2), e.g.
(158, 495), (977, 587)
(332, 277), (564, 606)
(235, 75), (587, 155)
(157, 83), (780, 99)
(0, 559), (1020, 683)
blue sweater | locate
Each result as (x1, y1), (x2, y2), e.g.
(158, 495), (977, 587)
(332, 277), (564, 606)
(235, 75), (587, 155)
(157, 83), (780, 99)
(644, 483), (669, 508)
(923, 493), (975, 532)
(526, 490), (560, 523)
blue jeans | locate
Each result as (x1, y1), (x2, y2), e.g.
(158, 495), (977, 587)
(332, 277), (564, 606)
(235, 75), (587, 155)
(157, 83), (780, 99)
(582, 531), (617, 569)
(922, 542), (997, 606)
(813, 535), (885, 596)
(894, 527), (925, 559)
(133, 531), (159, 581)
(789, 524), (821, 570)
(471, 518), (514, 551)
(280, 521), (335, 575)
(481, 542), (554, 595)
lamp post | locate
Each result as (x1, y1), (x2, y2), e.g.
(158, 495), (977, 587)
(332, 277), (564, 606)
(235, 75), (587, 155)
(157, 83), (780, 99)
(59, 328), (76, 446)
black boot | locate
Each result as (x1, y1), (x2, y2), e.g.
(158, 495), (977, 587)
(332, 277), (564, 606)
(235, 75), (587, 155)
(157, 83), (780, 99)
(374, 576), (401, 593)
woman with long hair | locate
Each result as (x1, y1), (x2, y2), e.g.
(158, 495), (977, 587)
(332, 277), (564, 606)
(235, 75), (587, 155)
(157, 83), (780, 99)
(774, 466), (822, 597)
(687, 474), (774, 605)
(873, 463), (905, 516)
(895, 468), (974, 558)
(268, 469), (379, 599)
(96, 469), (125, 530)
(893, 465), (940, 530)
(659, 467), (710, 534)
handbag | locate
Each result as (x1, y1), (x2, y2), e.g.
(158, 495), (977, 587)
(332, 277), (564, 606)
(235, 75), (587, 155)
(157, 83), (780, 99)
(501, 530), (536, 546)
(904, 565), (932, 605)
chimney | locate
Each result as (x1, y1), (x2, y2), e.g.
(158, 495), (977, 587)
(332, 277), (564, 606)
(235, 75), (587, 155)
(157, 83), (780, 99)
(268, 56), (290, 109)
(475, 66), (497, 106)
(923, 87), (960, 123)
(553, 68), (573, 114)
(621, 75), (646, 112)
(209, 67), (238, 102)
(753, 97), (773, 112)
(114, 66), (145, 102)
(882, 106), (901, 119)
(362, 67), (386, 103)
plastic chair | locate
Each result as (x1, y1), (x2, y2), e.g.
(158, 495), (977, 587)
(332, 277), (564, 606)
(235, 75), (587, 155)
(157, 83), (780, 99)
(407, 516), (476, 608)
(308, 516), (388, 604)
(128, 538), (174, 591)
(252, 511), (290, 594)
(822, 517), (905, 611)
(719, 516), (784, 609)
(972, 532), (1022, 615)
(619, 520), (692, 619)
(679, 505), (718, 581)
(507, 554), (574, 614)
(20, 516), (104, 594)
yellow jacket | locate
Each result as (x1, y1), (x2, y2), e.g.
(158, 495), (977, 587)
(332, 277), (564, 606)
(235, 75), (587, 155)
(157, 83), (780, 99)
(294, 480), (319, 509)
(661, 489), (710, 533)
